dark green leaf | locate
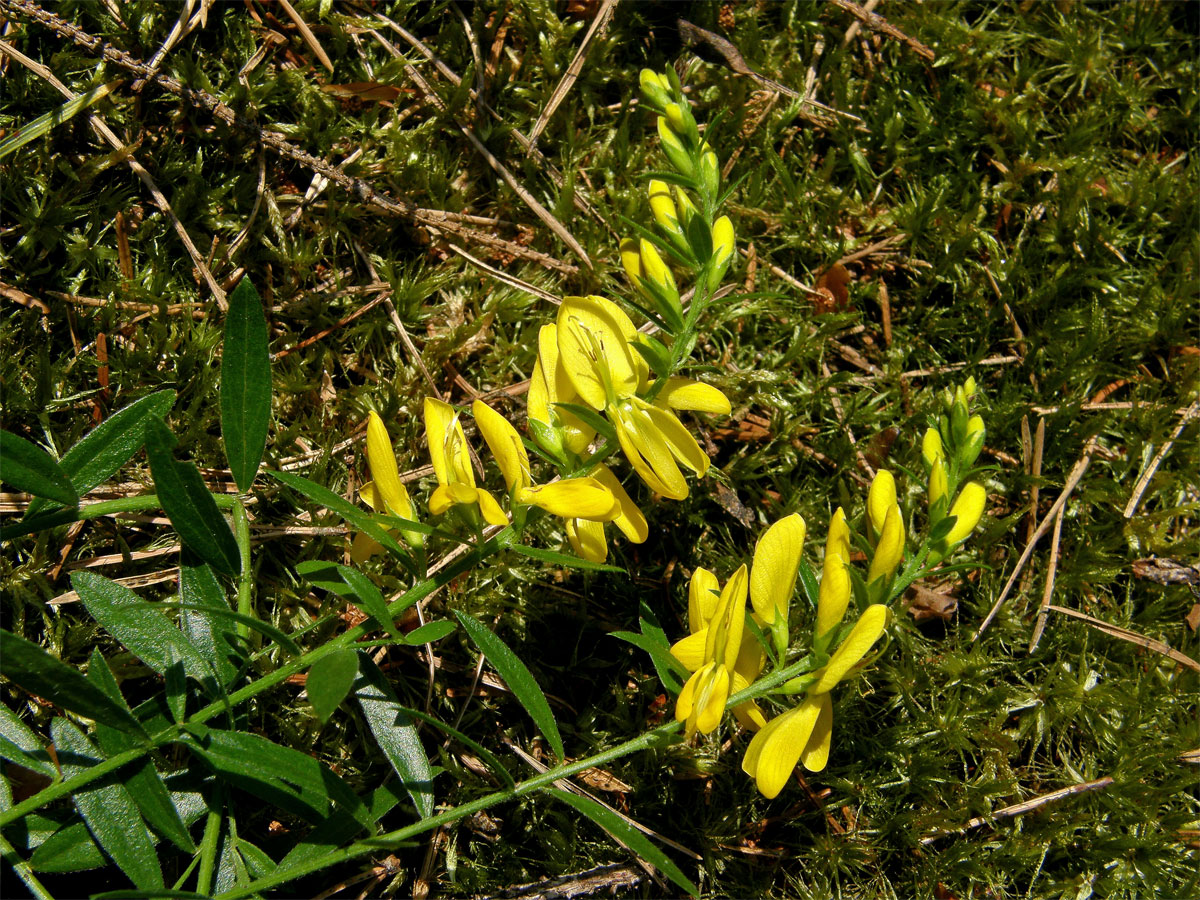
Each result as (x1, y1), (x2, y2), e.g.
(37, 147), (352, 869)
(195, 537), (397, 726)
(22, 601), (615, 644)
(797, 556), (820, 610)
(929, 512), (960, 545)
(29, 820), (107, 873)
(0, 705), (54, 776)
(453, 611), (565, 761)
(353, 655), (435, 818)
(159, 601), (300, 657)
(278, 781), (406, 870)
(51, 718), (163, 891)
(307, 650), (359, 723)
(548, 789), (698, 897)
(236, 837), (277, 880)
(73, 571), (211, 685)
(403, 620), (456, 645)
(0, 430), (78, 505)
(386, 703), (515, 790)
(297, 561), (400, 640)
(220, 278), (272, 492)
(610, 631), (687, 694)
(508, 543), (625, 573)
(630, 336), (673, 377)
(0, 630), (144, 736)
(179, 556), (240, 689)
(25, 389), (176, 519)
(269, 471), (413, 571)
(144, 419), (240, 576)
(86, 650), (196, 854)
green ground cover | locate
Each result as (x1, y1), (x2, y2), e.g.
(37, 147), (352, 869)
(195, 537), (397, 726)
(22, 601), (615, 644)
(1, 1), (1197, 897)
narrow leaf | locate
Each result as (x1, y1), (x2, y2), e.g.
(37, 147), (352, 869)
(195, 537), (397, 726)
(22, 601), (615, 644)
(297, 561), (401, 639)
(508, 543), (625, 573)
(144, 419), (241, 576)
(73, 571), (211, 685)
(0, 80), (122, 160)
(29, 821), (107, 873)
(179, 556), (240, 688)
(159, 601), (300, 657)
(307, 650), (359, 723)
(548, 789), (698, 897)
(51, 718), (163, 891)
(0, 705), (55, 776)
(610, 631), (686, 693)
(353, 655), (435, 818)
(403, 620), (456, 645)
(0, 630), (144, 735)
(797, 556), (820, 610)
(453, 611), (565, 761)
(220, 279), (272, 492)
(0, 430), (77, 505)
(278, 781), (406, 870)
(25, 389), (176, 519)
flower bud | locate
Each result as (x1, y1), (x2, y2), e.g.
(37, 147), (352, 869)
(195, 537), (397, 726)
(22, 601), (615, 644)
(647, 179), (680, 233)
(961, 415), (985, 467)
(673, 186), (698, 230)
(657, 117), (694, 178)
(943, 482), (986, 548)
(867, 503), (905, 585)
(707, 215), (735, 290)
(700, 149), (720, 199)
(619, 237), (642, 285)
(866, 469), (897, 540)
(928, 459), (948, 511)
(638, 69), (671, 108)
(921, 427), (943, 469)
(664, 102), (688, 135)
(964, 375), (977, 398)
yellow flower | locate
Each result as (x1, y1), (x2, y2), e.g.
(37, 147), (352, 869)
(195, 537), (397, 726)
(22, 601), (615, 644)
(472, 400), (619, 523)
(563, 464), (648, 564)
(866, 469), (897, 539)
(556, 295), (724, 500)
(424, 397), (508, 527)
(353, 411), (422, 561)
(867, 503), (905, 585)
(928, 482), (987, 565)
(814, 507), (851, 641)
(749, 513), (805, 626)
(528, 323), (595, 457)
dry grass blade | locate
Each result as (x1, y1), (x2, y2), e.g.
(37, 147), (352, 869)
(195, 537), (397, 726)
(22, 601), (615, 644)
(276, 0), (333, 72)
(448, 244), (562, 305)
(527, 0), (620, 148)
(479, 863), (642, 900)
(1123, 399), (1200, 518)
(1046, 605), (1200, 672)
(1027, 503), (1065, 653)
(49, 567), (181, 605)
(920, 777), (1114, 845)
(974, 434), (1099, 641)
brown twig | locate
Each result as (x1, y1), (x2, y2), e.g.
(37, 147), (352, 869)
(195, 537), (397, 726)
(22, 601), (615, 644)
(920, 777), (1114, 845)
(1047, 605), (1200, 672)
(1123, 399), (1200, 518)
(826, 0), (935, 61)
(1027, 503), (1065, 653)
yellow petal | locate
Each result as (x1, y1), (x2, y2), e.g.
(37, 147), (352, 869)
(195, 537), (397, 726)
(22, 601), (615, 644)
(812, 604), (891, 694)
(826, 507), (850, 563)
(944, 482), (987, 547)
(359, 481), (380, 512)
(429, 483), (476, 516)
(613, 404), (688, 500)
(669, 629), (708, 672)
(800, 693), (834, 772)
(590, 465), (648, 543)
(731, 632), (766, 729)
(424, 397), (475, 487)
(866, 469), (897, 537)
(556, 295), (639, 410)
(519, 478), (618, 520)
(750, 513), (805, 625)
(366, 412), (413, 519)
(350, 531), (384, 563)
(815, 554), (851, 640)
(922, 427), (944, 467)
(745, 697), (824, 799)
(619, 237), (642, 284)
(648, 179), (679, 231)
(566, 518), (607, 563)
(705, 564), (748, 667)
(693, 664), (731, 735)
(711, 215), (735, 269)
(639, 238), (677, 296)
(741, 707), (786, 777)
(688, 567), (720, 634)
(529, 355), (552, 427)
(656, 377), (731, 416)
(641, 403), (710, 476)
(928, 461), (948, 508)
(675, 662), (710, 727)
(867, 503), (905, 584)
(473, 401), (530, 493)
(476, 488), (509, 527)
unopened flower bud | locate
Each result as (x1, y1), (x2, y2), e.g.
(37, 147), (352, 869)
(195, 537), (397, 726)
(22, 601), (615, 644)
(700, 150), (720, 199)
(922, 427), (943, 469)
(657, 117), (694, 178)
(639, 69), (671, 108)
(707, 215), (735, 290)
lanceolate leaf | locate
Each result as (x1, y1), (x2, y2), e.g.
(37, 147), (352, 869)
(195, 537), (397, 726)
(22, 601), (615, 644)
(24, 389), (176, 519)
(0, 705), (55, 776)
(508, 543), (625, 573)
(0, 630), (144, 736)
(297, 561), (401, 640)
(549, 789), (698, 897)
(277, 781), (407, 870)
(144, 419), (241, 577)
(73, 571), (211, 685)
(307, 650), (359, 723)
(29, 821), (107, 873)
(50, 718), (163, 891)
(0, 430), (78, 505)
(179, 556), (240, 689)
(220, 279), (272, 493)
(453, 611), (565, 761)
(353, 655), (435, 818)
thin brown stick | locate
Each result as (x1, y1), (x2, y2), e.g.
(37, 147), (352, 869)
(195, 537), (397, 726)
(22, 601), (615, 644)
(276, 0), (333, 72)
(826, 0), (935, 61)
(920, 777), (1114, 845)
(974, 435), (1099, 642)
(1047, 604), (1200, 671)
(1123, 399), (1200, 518)
(448, 244), (562, 305)
(1027, 503), (1065, 653)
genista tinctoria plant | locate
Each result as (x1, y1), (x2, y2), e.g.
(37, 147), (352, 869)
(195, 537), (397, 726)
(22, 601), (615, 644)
(0, 63), (1002, 899)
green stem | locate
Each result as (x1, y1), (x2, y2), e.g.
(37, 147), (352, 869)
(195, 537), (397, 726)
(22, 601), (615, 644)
(0, 831), (54, 900)
(194, 787), (224, 897)
(2, 492), (240, 541)
(0, 746), (147, 828)
(231, 500), (253, 641)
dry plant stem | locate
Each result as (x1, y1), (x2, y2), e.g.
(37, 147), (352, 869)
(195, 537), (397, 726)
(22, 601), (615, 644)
(448, 244), (562, 305)
(827, 0), (935, 61)
(841, 0), (881, 46)
(919, 777), (1114, 845)
(1046, 605), (1200, 672)
(276, 0), (333, 71)
(527, 0), (620, 148)
(481, 863), (642, 900)
(130, 0), (198, 92)
(974, 435), (1099, 641)
(1123, 399), (1200, 518)
(1027, 503), (1065, 653)
(0, 38), (227, 309)
(0, 0), (577, 275)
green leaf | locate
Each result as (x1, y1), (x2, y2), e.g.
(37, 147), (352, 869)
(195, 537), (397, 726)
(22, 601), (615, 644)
(220, 279), (272, 493)
(269, 471), (414, 571)
(236, 837), (277, 880)
(553, 402), (617, 443)
(353, 655), (435, 819)
(144, 419), (241, 576)
(72, 571), (211, 685)
(51, 718), (163, 891)
(508, 543), (625, 573)
(385, 703), (515, 790)
(548, 789), (698, 897)
(25, 389), (176, 519)
(0, 80), (122, 160)
(29, 820), (107, 873)
(86, 650), (197, 854)
(296, 561), (401, 640)
(0, 430), (78, 505)
(0, 630), (144, 736)
(0, 705), (55, 776)
(797, 556), (820, 610)
(307, 650), (359, 723)
(453, 610), (565, 761)
(159, 601), (300, 657)
(277, 781), (406, 870)
(403, 620), (456, 645)
(179, 556), (240, 689)
(610, 630), (687, 694)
